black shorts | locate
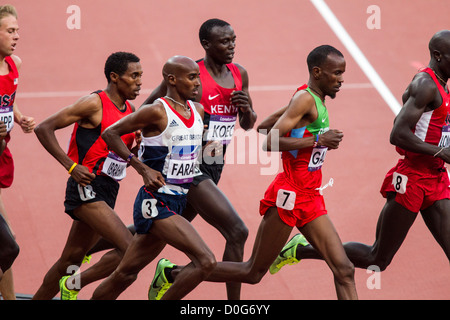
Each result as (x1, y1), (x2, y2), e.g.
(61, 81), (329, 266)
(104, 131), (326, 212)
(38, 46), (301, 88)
(193, 162), (224, 186)
(64, 175), (119, 220)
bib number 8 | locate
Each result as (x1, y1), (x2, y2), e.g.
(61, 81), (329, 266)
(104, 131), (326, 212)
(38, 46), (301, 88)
(392, 172), (408, 194)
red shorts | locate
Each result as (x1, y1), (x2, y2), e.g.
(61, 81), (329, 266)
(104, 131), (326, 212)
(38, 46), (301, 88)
(259, 172), (327, 228)
(380, 159), (450, 213)
(0, 145), (14, 188)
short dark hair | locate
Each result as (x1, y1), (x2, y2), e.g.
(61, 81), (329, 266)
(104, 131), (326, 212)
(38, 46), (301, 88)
(199, 18), (231, 43)
(307, 45), (343, 72)
(104, 52), (140, 83)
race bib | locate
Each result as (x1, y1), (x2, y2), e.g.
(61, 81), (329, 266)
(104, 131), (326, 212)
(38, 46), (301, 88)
(141, 198), (158, 219)
(0, 106), (14, 132)
(101, 151), (127, 181)
(308, 146), (328, 172)
(206, 115), (236, 145)
(438, 125), (450, 148)
(276, 189), (296, 210)
(77, 184), (96, 201)
(392, 172), (408, 194)
(166, 145), (199, 184)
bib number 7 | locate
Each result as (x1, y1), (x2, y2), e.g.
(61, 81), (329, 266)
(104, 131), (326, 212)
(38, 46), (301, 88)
(276, 189), (296, 210)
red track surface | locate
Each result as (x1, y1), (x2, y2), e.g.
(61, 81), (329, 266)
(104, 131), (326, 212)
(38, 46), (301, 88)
(3, 0), (449, 300)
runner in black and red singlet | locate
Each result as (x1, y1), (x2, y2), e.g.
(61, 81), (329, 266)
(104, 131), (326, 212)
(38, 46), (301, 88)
(91, 56), (216, 300)
(33, 52), (142, 300)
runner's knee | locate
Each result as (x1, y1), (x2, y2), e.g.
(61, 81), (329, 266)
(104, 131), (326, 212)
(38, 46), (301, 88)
(224, 222), (249, 246)
(113, 268), (138, 287)
(0, 239), (19, 272)
(197, 252), (217, 277)
(371, 257), (391, 272)
(333, 260), (355, 285)
(246, 267), (267, 285)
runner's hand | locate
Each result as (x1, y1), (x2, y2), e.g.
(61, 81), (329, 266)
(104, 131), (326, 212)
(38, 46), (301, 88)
(319, 129), (343, 150)
(142, 167), (166, 191)
(231, 90), (251, 114)
(19, 115), (36, 134)
(70, 164), (96, 187)
(0, 121), (7, 139)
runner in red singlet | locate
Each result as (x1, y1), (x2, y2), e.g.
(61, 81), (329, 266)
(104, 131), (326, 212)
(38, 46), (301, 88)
(274, 30), (450, 282)
(33, 52), (142, 300)
(143, 18), (256, 300)
(0, 5), (34, 300)
(152, 45), (357, 300)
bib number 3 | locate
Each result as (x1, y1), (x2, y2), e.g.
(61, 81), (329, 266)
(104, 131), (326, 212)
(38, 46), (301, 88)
(142, 198), (158, 219)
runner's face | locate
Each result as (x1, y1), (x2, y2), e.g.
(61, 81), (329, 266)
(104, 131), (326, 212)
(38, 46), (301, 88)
(176, 62), (201, 101)
(437, 39), (450, 79)
(206, 25), (236, 64)
(319, 54), (345, 99)
(117, 62), (143, 100)
(0, 15), (19, 57)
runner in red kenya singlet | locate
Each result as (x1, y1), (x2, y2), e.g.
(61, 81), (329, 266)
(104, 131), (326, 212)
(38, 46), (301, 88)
(197, 58), (241, 147)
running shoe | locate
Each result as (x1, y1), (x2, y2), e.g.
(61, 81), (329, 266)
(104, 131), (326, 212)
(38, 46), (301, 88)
(82, 255), (92, 264)
(59, 275), (79, 300)
(148, 258), (175, 300)
(269, 233), (309, 274)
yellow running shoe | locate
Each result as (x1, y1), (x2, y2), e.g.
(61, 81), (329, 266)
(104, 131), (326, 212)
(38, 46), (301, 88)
(269, 234), (309, 274)
(82, 255), (92, 264)
(148, 258), (175, 300)
(59, 275), (79, 300)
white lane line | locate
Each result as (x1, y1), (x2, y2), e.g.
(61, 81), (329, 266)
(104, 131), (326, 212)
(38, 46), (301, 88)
(17, 83), (373, 99)
(310, 0), (401, 115)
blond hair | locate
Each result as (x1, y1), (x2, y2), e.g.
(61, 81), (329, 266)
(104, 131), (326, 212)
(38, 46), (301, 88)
(0, 5), (17, 26)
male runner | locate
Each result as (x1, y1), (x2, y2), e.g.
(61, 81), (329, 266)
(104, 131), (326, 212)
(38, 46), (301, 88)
(91, 55), (216, 300)
(144, 18), (256, 300)
(271, 30), (450, 281)
(33, 52), (141, 300)
(0, 5), (34, 300)
(0, 119), (19, 287)
(156, 45), (358, 300)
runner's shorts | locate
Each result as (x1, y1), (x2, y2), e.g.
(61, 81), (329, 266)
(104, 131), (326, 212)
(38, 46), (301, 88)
(64, 175), (119, 220)
(380, 159), (450, 213)
(133, 186), (187, 234)
(259, 172), (327, 228)
(192, 162), (224, 186)
(0, 146), (14, 188)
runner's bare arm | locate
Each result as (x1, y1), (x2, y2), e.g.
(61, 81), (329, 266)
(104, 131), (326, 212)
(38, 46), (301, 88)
(263, 91), (343, 151)
(102, 102), (167, 190)
(232, 64), (256, 130)
(34, 94), (100, 185)
(391, 76), (450, 161)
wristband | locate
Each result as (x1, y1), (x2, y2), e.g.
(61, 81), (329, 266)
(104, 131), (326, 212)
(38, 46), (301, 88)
(313, 134), (319, 147)
(68, 162), (78, 174)
(433, 147), (444, 157)
(126, 153), (134, 163)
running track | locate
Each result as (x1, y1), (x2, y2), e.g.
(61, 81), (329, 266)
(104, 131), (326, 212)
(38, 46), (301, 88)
(4, 0), (449, 300)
